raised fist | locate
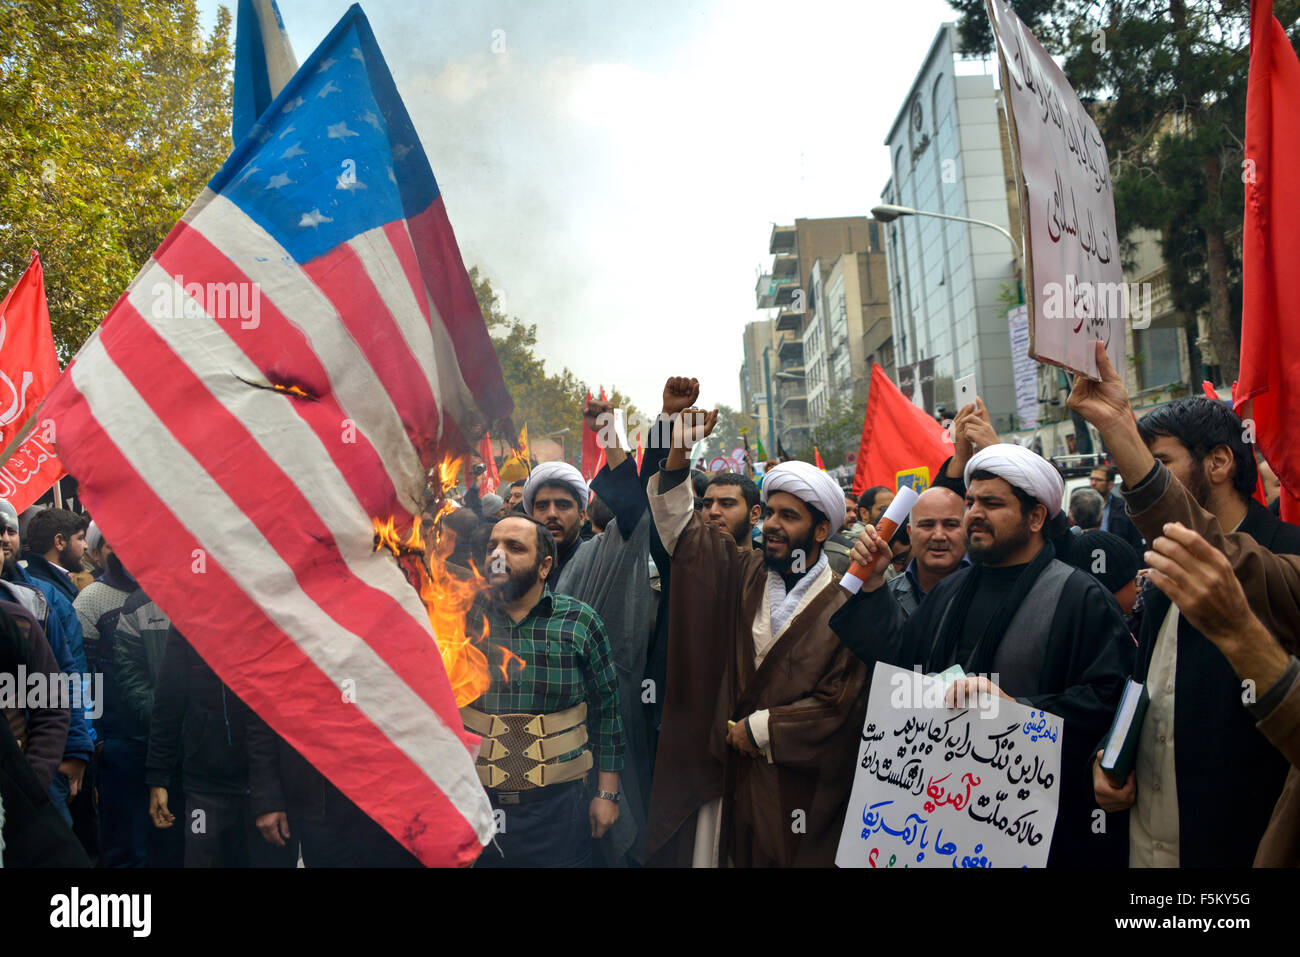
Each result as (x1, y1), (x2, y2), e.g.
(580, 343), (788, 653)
(673, 406), (718, 449)
(584, 398), (616, 434)
(662, 377), (700, 415)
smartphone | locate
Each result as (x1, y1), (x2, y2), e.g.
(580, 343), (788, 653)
(955, 373), (977, 410)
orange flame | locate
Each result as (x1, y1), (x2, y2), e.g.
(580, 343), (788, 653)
(373, 454), (522, 707)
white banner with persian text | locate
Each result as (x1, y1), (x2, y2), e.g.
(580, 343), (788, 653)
(986, 0), (1126, 384)
(836, 663), (1063, 869)
(1007, 305), (1040, 429)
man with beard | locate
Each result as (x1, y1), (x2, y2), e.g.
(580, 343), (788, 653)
(1090, 395), (1300, 867)
(645, 391), (868, 867)
(0, 499), (94, 837)
(1091, 465), (1146, 555)
(888, 486), (969, 617)
(465, 514), (624, 867)
(826, 490), (868, 575)
(700, 473), (762, 547)
(521, 462), (594, 584)
(857, 486), (894, 527)
(21, 508), (89, 605)
(505, 478), (527, 513)
(829, 443), (1129, 866)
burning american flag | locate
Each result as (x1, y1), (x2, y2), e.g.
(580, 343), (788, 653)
(41, 4), (511, 865)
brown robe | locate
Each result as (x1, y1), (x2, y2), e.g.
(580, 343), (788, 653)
(1123, 461), (1300, 864)
(644, 472), (868, 867)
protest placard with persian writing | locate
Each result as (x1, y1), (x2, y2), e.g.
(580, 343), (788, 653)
(986, 0), (1126, 383)
(836, 663), (1063, 869)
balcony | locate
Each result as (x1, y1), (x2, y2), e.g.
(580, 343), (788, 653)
(770, 224), (796, 255)
(778, 336), (803, 362)
(756, 273), (798, 309)
(771, 252), (799, 281)
(776, 307), (805, 333)
(780, 388), (807, 411)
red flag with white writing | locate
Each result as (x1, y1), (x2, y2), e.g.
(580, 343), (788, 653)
(1238, 0), (1300, 523)
(0, 252), (66, 511)
(851, 363), (952, 496)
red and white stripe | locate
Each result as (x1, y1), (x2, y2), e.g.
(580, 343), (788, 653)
(45, 191), (500, 865)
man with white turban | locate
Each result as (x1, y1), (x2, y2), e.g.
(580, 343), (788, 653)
(521, 460), (592, 584)
(642, 384), (869, 868)
(830, 440), (1130, 867)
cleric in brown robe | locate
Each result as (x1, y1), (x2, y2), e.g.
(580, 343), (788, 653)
(644, 392), (868, 867)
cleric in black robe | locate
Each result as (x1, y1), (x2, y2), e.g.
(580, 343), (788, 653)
(829, 443), (1130, 867)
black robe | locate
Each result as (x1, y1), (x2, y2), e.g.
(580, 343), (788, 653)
(829, 551), (1130, 867)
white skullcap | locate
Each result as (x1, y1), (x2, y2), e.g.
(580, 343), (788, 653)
(0, 499), (17, 535)
(522, 462), (589, 514)
(965, 444), (1064, 517)
(761, 461), (847, 533)
(86, 520), (105, 553)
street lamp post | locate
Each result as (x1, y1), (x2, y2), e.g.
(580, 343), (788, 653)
(871, 203), (1021, 261)
(773, 370), (805, 456)
(872, 202), (1027, 430)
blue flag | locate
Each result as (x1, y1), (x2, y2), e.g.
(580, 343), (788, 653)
(233, 0), (299, 144)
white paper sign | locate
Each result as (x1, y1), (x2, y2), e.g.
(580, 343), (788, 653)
(1007, 305), (1040, 429)
(836, 663), (1063, 869)
(986, 0), (1126, 384)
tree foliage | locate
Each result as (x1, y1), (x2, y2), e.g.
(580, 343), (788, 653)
(793, 393), (862, 470)
(947, 0), (1300, 383)
(0, 0), (235, 361)
(692, 403), (760, 468)
(469, 267), (640, 466)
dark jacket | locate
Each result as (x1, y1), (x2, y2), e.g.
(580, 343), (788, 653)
(20, 552), (79, 605)
(1102, 491), (1145, 555)
(1124, 497), (1300, 867)
(0, 602), (68, 790)
(246, 708), (353, 823)
(0, 703), (88, 867)
(145, 630), (252, 796)
(0, 573), (94, 763)
(886, 556), (972, 619)
(72, 555), (139, 741)
(112, 590), (172, 738)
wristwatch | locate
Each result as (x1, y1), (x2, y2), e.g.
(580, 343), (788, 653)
(595, 789), (620, 803)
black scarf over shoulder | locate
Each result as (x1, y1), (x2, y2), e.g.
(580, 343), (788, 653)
(927, 541), (1056, 675)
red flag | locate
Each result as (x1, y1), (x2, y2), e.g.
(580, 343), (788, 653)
(851, 364), (952, 496)
(814, 446), (826, 470)
(477, 432), (500, 495)
(1239, 0), (1300, 523)
(0, 252), (67, 510)
(580, 389), (606, 480)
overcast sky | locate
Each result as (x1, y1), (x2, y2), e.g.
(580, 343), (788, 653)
(198, 0), (960, 415)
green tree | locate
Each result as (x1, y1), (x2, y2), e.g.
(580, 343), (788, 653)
(469, 266), (641, 466)
(947, 0), (1300, 383)
(693, 403), (758, 469)
(0, 0), (234, 360)
(794, 394), (864, 470)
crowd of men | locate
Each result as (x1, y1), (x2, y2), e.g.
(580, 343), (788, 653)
(4, 341), (1300, 868)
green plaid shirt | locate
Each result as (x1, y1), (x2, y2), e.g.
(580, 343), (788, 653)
(468, 592), (624, 772)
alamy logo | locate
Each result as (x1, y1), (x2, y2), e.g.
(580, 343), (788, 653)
(889, 667), (1002, 719)
(0, 667), (102, 719)
(152, 275), (261, 329)
(50, 887), (151, 937)
(1041, 274), (1153, 330)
